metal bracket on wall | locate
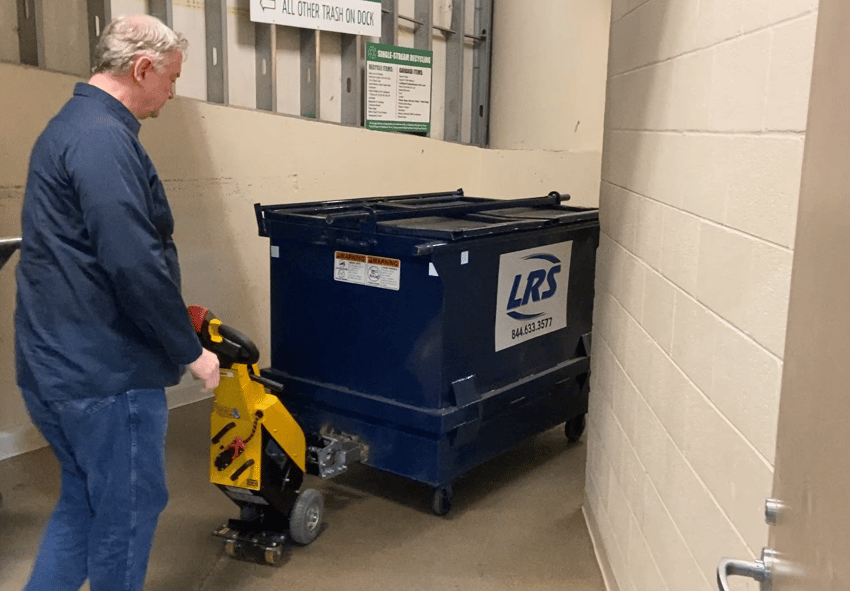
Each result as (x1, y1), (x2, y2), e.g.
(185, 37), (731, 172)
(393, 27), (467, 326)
(340, 33), (362, 126)
(381, 0), (398, 45)
(86, 0), (111, 71)
(300, 29), (319, 119)
(471, 0), (493, 147)
(205, 0), (229, 105)
(256, 23), (276, 112)
(413, 0), (433, 52)
(444, 0), (465, 143)
(148, 0), (173, 28)
(17, 0), (44, 67)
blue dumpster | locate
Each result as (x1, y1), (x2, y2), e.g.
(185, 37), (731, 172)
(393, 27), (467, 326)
(255, 190), (599, 514)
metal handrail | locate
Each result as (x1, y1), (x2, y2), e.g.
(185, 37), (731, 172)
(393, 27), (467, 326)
(0, 238), (22, 271)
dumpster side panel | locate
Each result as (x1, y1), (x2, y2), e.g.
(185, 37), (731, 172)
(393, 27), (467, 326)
(268, 228), (445, 411)
(435, 224), (598, 399)
(267, 368), (590, 487)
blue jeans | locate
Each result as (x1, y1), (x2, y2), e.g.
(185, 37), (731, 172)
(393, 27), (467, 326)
(20, 388), (169, 591)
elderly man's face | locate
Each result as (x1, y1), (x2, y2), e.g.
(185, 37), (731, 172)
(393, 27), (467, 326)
(139, 50), (182, 119)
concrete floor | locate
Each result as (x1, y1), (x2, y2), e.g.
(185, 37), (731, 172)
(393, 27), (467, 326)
(0, 400), (605, 591)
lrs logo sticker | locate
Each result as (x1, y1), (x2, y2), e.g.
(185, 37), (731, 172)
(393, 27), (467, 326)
(495, 241), (572, 351)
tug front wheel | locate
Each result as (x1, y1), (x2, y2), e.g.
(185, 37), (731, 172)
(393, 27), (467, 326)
(289, 488), (324, 545)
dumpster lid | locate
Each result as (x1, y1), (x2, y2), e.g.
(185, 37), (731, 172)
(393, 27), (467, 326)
(255, 190), (598, 240)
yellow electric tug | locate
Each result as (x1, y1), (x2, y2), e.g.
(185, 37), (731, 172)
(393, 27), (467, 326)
(188, 305), (330, 565)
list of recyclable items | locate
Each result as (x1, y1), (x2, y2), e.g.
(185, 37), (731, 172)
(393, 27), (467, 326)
(365, 43), (433, 133)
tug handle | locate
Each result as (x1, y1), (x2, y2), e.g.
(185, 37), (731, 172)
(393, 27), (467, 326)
(187, 306), (260, 368)
(248, 373), (284, 393)
(217, 324), (260, 366)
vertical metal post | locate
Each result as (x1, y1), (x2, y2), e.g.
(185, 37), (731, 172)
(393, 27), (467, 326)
(17, 0), (44, 67)
(413, 0), (432, 51)
(471, 0), (492, 147)
(381, 0), (397, 45)
(444, 0), (465, 142)
(205, 0), (229, 105)
(256, 23), (276, 112)
(340, 34), (361, 126)
(148, 0), (173, 27)
(86, 0), (111, 71)
(413, 0), (433, 136)
(300, 29), (319, 119)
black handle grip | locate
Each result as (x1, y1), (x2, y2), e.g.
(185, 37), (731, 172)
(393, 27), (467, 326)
(217, 325), (260, 366)
(249, 373), (284, 393)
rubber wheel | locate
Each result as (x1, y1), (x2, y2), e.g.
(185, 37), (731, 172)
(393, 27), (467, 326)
(431, 485), (453, 516)
(289, 488), (323, 545)
(565, 414), (586, 443)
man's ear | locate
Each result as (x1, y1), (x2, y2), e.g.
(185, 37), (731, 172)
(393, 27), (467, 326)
(132, 55), (155, 84)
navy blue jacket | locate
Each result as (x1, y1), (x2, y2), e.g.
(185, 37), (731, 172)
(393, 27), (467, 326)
(15, 83), (202, 401)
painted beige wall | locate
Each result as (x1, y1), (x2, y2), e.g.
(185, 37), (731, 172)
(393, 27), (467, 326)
(490, 0), (611, 152)
(0, 59), (602, 458)
(585, 0), (819, 590)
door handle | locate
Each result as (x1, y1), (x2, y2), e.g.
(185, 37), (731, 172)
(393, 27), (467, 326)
(717, 548), (775, 591)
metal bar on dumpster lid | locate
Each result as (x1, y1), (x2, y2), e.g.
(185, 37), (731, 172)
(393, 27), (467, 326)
(321, 193), (566, 226)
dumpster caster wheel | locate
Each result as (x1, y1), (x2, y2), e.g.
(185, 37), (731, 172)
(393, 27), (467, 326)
(289, 488), (323, 545)
(432, 485), (453, 516)
(565, 414), (586, 443)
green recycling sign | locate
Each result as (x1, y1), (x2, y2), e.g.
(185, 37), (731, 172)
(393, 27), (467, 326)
(365, 43), (433, 133)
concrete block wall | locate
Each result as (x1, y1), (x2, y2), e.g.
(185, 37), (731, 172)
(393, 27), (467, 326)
(585, 1), (818, 590)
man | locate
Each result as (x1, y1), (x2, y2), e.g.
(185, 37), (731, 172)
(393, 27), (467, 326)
(15, 15), (219, 591)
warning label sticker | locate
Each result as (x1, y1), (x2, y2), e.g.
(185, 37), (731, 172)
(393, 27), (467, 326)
(334, 251), (400, 291)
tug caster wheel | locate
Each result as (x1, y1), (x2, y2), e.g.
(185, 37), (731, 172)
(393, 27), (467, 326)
(224, 539), (237, 557)
(224, 538), (282, 565)
(431, 485), (453, 516)
(565, 414), (586, 443)
(264, 545), (282, 565)
(289, 488), (323, 545)
(224, 539), (253, 561)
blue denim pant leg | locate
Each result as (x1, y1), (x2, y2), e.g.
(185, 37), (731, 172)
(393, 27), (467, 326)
(20, 389), (91, 590)
(21, 388), (170, 591)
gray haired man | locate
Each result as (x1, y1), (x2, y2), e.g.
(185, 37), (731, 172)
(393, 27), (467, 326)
(15, 15), (219, 591)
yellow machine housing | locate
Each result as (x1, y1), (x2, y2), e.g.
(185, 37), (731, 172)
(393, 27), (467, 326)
(188, 305), (326, 564)
(210, 362), (306, 490)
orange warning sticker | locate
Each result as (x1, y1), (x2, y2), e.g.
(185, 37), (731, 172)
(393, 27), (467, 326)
(334, 251), (400, 291)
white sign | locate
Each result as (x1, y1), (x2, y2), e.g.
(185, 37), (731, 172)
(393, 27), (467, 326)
(251, 0), (381, 37)
(494, 242), (572, 351)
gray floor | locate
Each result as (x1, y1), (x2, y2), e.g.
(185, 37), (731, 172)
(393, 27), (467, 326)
(0, 400), (605, 591)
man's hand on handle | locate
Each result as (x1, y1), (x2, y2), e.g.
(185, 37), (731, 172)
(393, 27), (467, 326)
(190, 348), (220, 391)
